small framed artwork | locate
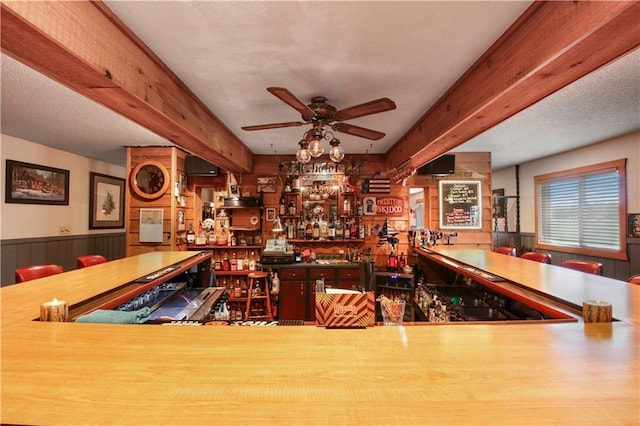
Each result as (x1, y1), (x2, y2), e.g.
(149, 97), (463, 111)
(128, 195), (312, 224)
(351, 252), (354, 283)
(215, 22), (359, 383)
(266, 208), (276, 222)
(179, 174), (187, 194)
(628, 213), (640, 238)
(5, 159), (70, 205)
(257, 176), (277, 193)
(89, 172), (125, 229)
(228, 182), (240, 198)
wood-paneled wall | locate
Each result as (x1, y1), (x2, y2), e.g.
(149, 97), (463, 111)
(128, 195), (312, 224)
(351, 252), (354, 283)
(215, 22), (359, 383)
(1, 233), (126, 286)
(126, 146), (188, 256)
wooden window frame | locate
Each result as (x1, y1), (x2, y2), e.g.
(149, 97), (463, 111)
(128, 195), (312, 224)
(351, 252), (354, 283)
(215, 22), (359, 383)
(534, 159), (627, 261)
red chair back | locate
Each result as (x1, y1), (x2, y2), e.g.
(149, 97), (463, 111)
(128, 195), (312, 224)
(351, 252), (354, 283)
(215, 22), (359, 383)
(494, 247), (516, 256)
(560, 260), (603, 275)
(15, 264), (65, 283)
(77, 255), (107, 268)
(627, 274), (640, 285)
(521, 252), (552, 264)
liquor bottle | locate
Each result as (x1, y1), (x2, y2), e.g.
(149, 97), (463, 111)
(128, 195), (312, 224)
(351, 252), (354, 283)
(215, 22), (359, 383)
(343, 195), (351, 215)
(358, 220), (365, 240)
(344, 219), (351, 239)
(195, 222), (207, 245)
(328, 215), (336, 240)
(312, 217), (320, 240)
(235, 278), (242, 298)
(320, 214), (328, 240)
(240, 279), (248, 297)
(356, 196), (363, 217)
(186, 223), (196, 244)
(222, 251), (230, 271)
(350, 219), (358, 240)
(207, 227), (216, 245)
(398, 252), (406, 271)
(279, 194), (286, 217)
(271, 272), (280, 295)
(335, 217), (343, 240)
(231, 252), (238, 271)
(238, 251), (245, 271)
(249, 251), (256, 271)
(288, 200), (297, 216)
(230, 231), (237, 246)
(305, 216), (313, 240)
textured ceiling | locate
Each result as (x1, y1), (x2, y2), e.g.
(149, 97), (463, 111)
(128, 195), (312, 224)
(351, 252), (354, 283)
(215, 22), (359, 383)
(1, 1), (638, 170)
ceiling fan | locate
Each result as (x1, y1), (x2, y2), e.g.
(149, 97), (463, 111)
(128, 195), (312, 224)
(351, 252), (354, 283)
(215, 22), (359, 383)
(241, 87), (396, 141)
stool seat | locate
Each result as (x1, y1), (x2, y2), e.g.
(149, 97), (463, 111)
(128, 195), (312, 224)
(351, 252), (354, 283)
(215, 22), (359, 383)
(627, 274), (640, 285)
(560, 260), (603, 275)
(77, 255), (107, 268)
(15, 264), (65, 283)
(521, 252), (552, 264)
(494, 247), (516, 256)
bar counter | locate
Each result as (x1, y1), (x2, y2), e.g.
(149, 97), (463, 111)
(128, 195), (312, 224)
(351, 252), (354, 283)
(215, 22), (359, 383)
(2, 251), (638, 425)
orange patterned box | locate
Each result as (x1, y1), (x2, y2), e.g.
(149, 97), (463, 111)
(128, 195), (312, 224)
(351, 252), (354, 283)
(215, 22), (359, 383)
(315, 291), (375, 328)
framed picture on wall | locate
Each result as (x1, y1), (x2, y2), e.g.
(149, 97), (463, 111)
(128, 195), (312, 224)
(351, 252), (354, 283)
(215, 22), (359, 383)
(266, 208), (276, 222)
(89, 172), (125, 229)
(257, 176), (277, 193)
(5, 159), (70, 205)
(439, 180), (482, 229)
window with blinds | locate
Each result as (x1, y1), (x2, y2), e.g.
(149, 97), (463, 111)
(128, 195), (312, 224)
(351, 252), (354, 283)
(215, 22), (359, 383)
(534, 159), (627, 260)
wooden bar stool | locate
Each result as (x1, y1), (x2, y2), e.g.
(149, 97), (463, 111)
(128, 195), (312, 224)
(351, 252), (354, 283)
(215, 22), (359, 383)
(15, 264), (65, 283)
(77, 255), (107, 268)
(245, 271), (272, 321)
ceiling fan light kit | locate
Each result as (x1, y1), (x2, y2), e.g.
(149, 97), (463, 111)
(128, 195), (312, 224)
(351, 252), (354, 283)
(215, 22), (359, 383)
(296, 140), (312, 164)
(242, 87), (396, 164)
(329, 138), (345, 163)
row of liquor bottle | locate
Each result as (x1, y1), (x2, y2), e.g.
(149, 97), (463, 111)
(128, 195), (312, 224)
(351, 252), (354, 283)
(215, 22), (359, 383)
(279, 193), (362, 217)
(282, 214), (365, 240)
(187, 223), (263, 247)
(212, 251), (259, 272)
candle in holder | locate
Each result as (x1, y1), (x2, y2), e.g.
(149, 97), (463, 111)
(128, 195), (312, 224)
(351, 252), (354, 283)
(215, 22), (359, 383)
(582, 300), (612, 323)
(40, 298), (68, 322)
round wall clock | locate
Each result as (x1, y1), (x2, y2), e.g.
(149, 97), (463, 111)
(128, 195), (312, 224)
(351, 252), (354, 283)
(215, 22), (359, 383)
(130, 160), (170, 200)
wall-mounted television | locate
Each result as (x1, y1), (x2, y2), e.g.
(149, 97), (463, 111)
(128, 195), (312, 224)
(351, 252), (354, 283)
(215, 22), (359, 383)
(185, 155), (219, 176)
(416, 155), (455, 176)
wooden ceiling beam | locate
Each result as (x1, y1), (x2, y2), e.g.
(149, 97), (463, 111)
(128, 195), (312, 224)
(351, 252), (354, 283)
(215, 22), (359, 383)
(1, 0), (252, 174)
(387, 1), (640, 172)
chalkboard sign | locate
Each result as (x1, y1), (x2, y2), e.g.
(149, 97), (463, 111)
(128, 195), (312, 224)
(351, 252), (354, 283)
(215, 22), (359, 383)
(439, 180), (481, 229)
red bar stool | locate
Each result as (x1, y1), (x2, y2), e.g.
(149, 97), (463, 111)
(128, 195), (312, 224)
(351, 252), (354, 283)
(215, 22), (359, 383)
(77, 255), (107, 268)
(560, 260), (603, 275)
(521, 252), (552, 264)
(494, 247), (516, 256)
(15, 264), (65, 283)
(627, 274), (640, 285)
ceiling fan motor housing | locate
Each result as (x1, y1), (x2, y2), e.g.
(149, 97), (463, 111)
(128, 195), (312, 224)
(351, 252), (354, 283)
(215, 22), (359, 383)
(303, 96), (337, 122)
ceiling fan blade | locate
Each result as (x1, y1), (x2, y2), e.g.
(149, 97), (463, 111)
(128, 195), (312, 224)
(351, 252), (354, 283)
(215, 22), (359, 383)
(334, 97), (396, 121)
(333, 122), (385, 140)
(267, 87), (316, 117)
(241, 121), (306, 131)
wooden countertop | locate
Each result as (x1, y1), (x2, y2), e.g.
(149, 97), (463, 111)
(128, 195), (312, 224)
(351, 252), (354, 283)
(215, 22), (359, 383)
(2, 251), (638, 425)
(418, 246), (640, 326)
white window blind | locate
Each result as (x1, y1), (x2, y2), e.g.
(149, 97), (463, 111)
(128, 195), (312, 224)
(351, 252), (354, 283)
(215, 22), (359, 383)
(537, 169), (621, 251)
